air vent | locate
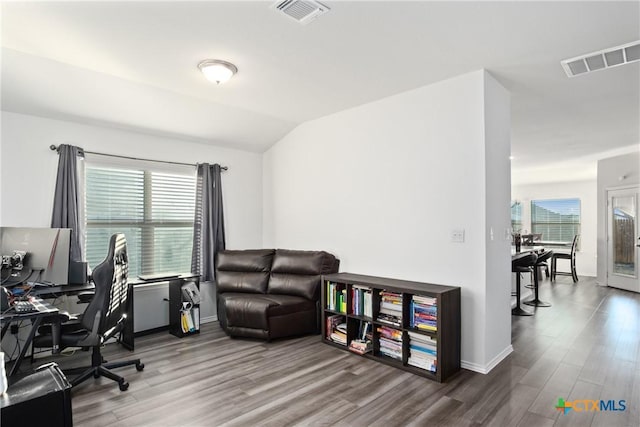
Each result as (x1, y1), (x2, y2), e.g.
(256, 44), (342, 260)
(273, 0), (329, 25)
(561, 40), (640, 77)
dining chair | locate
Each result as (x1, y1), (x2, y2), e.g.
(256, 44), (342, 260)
(551, 235), (580, 282)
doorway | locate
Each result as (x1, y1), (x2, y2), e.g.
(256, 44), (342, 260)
(607, 186), (639, 292)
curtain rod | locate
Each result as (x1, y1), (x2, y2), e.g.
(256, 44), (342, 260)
(49, 145), (228, 171)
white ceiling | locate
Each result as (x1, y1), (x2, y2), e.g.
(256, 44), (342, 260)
(2, 1), (639, 184)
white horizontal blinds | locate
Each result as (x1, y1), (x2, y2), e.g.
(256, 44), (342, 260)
(148, 172), (195, 274)
(85, 165), (196, 277)
(531, 198), (581, 243)
(511, 201), (522, 232)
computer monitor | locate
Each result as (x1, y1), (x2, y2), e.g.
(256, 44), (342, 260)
(0, 227), (71, 285)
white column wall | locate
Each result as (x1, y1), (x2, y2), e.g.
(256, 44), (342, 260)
(263, 70), (512, 372)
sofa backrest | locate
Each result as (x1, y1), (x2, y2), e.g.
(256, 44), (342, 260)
(268, 249), (339, 300)
(216, 249), (275, 294)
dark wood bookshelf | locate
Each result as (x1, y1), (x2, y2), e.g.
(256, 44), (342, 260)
(168, 276), (201, 338)
(322, 272), (461, 383)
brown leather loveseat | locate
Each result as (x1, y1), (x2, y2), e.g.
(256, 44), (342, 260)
(215, 249), (339, 340)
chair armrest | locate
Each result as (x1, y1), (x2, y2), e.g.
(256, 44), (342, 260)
(77, 291), (95, 304)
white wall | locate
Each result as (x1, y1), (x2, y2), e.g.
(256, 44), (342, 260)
(263, 70), (512, 372)
(0, 111), (264, 321)
(483, 73), (513, 371)
(597, 151), (640, 284)
(512, 179), (597, 277)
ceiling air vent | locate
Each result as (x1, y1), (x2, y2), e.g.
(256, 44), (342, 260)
(273, 0), (330, 25)
(561, 40), (640, 77)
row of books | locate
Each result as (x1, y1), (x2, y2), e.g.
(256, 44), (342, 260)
(351, 285), (373, 318)
(180, 307), (200, 333)
(377, 325), (402, 360)
(326, 282), (347, 313)
(377, 291), (402, 327)
(409, 294), (437, 332)
(407, 330), (437, 372)
(326, 314), (347, 345)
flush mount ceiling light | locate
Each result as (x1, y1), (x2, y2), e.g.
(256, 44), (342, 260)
(561, 40), (640, 77)
(198, 59), (238, 84)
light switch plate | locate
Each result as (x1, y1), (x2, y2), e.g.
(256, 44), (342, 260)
(451, 229), (465, 243)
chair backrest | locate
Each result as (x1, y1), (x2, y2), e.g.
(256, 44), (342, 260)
(570, 234), (580, 258)
(82, 234), (129, 335)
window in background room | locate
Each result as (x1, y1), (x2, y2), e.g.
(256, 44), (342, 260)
(531, 198), (581, 244)
(85, 166), (196, 277)
(511, 201), (522, 232)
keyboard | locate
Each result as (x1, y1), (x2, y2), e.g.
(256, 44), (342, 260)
(13, 300), (37, 313)
(138, 272), (180, 281)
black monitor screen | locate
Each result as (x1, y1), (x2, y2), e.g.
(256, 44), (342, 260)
(1, 227), (71, 285)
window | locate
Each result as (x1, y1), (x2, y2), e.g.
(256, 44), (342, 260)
(85, 165), (196, 277)
(511, 201), (522, 232)
(531, 198), (580, 244)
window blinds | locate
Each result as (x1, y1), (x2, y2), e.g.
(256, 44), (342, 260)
(86, 166), (196, 277)
(531, 198), (581, 243)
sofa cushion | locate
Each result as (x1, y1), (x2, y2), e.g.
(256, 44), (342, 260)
(268, 250), (338, 300)
(219, 293), (316, 330)
(271, 249), (337, 275)
(216, 249), (275, 294)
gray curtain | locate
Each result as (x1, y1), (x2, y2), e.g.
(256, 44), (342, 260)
(191, 163), (225, 281)
(51, 144), (84, 262)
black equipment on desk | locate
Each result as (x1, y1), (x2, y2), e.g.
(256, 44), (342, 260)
(0, 362), (72, 427)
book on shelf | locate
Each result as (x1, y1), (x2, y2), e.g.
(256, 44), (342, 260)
(377, 325), (402, 340)
(408, 329), (437, 372)
(330, 330), (347, 345)
(408, 355), (437, 372)
(180, 308), (196, 333)
(377, 291), (403, 326)
(350, 285), (373, 318)
(410, 294), (438, 332)
(326, 281), (347, 313)
(407, 330), (437, 346)
(349, 339), (372, 354)
(326, 314), (344, 340)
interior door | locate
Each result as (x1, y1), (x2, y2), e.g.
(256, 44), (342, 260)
(607, 186), (640, 292)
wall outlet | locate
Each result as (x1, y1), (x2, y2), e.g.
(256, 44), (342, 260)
(451, 229), (465, 243)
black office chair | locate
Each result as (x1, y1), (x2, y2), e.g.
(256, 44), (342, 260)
(512, 252), (537, 316)
(524, 250), (553, 308)
(551, 235), (580, 283)
(33, 234), (143, 391)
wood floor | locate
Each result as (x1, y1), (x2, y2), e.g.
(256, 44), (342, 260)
(59, 276), (639, 426)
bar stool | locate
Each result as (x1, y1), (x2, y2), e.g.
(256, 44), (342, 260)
(524, 250), (553, 307)
(512, 252), (537, 316)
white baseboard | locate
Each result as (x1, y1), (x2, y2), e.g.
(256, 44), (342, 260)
(460, 344), (513, 374)
(201, 315), (218, 324)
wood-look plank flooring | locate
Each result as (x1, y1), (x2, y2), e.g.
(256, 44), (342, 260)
(45, 276), (640, 426)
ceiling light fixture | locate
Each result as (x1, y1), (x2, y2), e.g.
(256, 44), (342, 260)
(198, 59), (238, 84)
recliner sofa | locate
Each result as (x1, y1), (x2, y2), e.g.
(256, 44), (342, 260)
(216, 249), (339, 340)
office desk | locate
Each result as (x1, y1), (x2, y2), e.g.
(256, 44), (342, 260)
(31, 282), (95, 298)
(0, 298), (60, 376)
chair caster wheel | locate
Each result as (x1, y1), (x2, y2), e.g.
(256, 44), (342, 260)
(136, 363), (144, 371)
(93, 371), (100, 379)
(119, 381), (129, 391)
